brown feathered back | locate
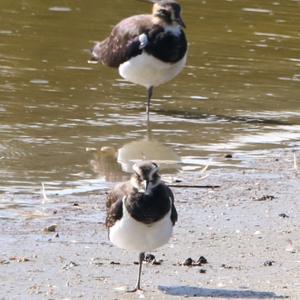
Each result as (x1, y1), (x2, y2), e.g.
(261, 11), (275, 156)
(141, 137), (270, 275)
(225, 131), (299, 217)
(92, 15), (153, 68)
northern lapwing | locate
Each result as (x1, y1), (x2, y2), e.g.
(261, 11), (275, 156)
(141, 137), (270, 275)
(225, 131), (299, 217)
(90, 0), (187, 121)
(106, 161), (177, 292)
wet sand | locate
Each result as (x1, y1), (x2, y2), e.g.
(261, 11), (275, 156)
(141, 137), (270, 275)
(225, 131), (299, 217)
(1, 148), (299, 300)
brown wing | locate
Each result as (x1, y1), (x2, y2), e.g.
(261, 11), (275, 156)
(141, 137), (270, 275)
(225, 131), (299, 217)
(105, 181), (134, 228)
(92, 14), (153, 68)
(105, 192), (123, 229)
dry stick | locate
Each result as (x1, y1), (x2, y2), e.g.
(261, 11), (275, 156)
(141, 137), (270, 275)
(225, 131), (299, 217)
(168, 160), (220, 188)
(41, 182), (49, 203)
(293, 152), (298, 171)
(168, 184), (220, 189)
(200, 161), (210, 174)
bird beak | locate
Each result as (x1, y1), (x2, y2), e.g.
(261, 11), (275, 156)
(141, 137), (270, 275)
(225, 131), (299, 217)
(88, 55), (99, 64)
(176, 16), (186, 28)
(88, 44), (100, 64)
(139, 180), (147, 193)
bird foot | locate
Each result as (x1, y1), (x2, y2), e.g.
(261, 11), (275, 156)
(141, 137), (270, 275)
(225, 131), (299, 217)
(126, 287), (143, 293)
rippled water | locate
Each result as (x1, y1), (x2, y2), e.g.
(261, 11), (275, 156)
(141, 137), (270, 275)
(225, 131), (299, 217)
(0, 0), (300, 201)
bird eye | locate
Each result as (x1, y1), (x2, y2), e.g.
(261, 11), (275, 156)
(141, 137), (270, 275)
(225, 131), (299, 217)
(156, 7), (172, 23)
(135, 172), (142, 180)
(157, 9), (168, 17)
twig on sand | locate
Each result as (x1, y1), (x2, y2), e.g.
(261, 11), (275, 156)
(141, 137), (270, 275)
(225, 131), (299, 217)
(198, 159), (211, 181)
(200, 160), (210, 175)
(293, 152), (298, 171)
(41, 182), (49, 203)
(168, 184), (220, 189)
(168, 160), (217, 188)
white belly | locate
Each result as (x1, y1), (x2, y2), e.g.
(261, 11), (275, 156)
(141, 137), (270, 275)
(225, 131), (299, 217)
(109, 203), (173, 252)
(119, 52), (187, 88)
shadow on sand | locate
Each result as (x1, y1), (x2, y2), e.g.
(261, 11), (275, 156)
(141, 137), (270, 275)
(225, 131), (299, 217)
(158, 286), (288, 299)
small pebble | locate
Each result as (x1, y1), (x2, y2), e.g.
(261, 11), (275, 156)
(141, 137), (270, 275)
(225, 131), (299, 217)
(263, 260), (275, 266)
(182, 257), (193, 266)
(43, 224), (57, 233)
(62, 261), (79, 270)
(10, 256), (30, 263)
(197, 256), (208, 264)
(144, 254), (155, 263)
(252, 195), (275, 201)
(221, 263), (233, 269)
(181, 256), (209, 267)
(0, 259), (10, 265)
(136, 254), (163, 265)
(279, 213), (289, 218)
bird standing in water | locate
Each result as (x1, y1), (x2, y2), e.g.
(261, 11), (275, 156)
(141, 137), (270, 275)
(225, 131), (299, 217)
(106, 161), (177, 292)
(90, 0), (187, 122)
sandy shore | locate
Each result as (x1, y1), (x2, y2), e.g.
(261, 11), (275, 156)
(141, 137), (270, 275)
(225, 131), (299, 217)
(1, 148), (299, 300)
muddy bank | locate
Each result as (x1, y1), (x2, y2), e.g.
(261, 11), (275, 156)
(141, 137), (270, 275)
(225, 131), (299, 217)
(1, 148), (299, 299)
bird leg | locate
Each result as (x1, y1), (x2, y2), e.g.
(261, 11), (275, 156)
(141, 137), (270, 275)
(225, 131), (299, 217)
(127, 252), (145, 292)
(146, 86), (153, 120)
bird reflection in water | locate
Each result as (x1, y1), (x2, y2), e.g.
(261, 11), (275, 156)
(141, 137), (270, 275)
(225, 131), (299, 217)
(90, 131), (181, 182)
(90, 146), (127, 182)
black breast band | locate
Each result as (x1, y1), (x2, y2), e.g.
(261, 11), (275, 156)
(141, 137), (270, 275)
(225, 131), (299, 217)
(145, 26), (187, 63)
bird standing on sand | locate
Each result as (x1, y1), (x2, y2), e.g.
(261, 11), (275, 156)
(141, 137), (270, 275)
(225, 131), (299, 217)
(106, 161), (177, 292)
(90, 0), (187, 121)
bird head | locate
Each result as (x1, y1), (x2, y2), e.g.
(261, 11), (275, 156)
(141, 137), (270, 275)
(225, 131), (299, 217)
(152, 0), (186, 28)
(131, 161), (161, 193)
